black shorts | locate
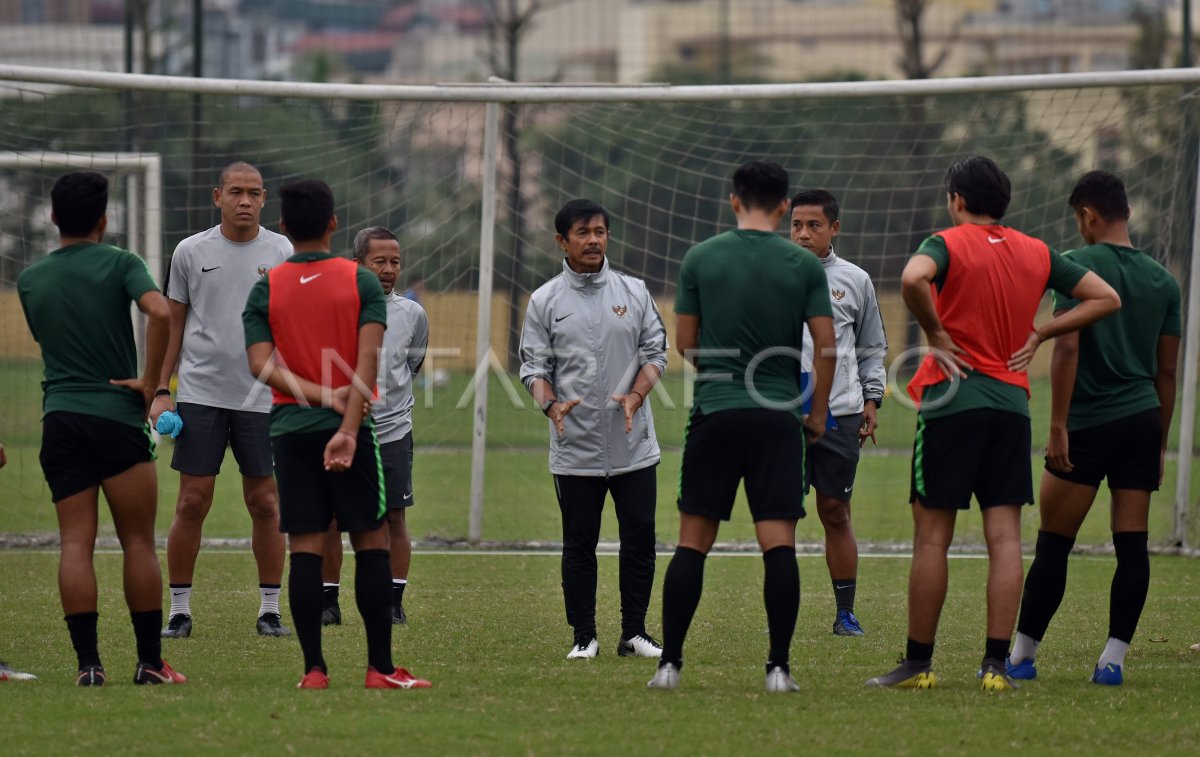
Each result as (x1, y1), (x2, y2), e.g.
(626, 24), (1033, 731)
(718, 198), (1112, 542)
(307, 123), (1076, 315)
(271, 426), (386, 534)
(170, 402), (273, 478)
(1044, 408), (1163, 491)
(40, 411), (156, 503)
(910, 408), (1033, 509)
(678, 408), (807, 523)
(806, 412), (863, 502)
(381, 433), (415, 510)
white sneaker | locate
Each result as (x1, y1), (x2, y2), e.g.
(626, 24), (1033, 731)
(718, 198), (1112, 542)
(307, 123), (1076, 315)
(617, 633), (663, 658)
(647, 662), (680, 690)
(566, 637), (599, 659)
(765, 665), (799, 693)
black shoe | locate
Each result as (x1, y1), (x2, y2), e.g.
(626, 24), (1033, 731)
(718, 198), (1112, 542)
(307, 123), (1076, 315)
(161, 614), (192, 639)
(76, 664), (106, 687)
(256, 612), (292, 637)
(392, 602), (407, 626)
(321, 600), (342, 627)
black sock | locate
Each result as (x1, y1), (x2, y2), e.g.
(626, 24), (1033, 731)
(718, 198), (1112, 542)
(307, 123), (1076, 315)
(393, 579), (407, 605)
(130, 610), (163, 667)
(1110, 531), (1149, 643)
(763, 546), (799, 669)
(985, 636), (1009, 663)
(832, 578), (856, 613)
(1016, 530), (1075, 640)
(65, 611), (101, 669)
(322, 583), (339, 608)
(356, 549), (394, 674)
(906, 638), (934, 664)
(289, 552), (326, 674)
(660, 546), (706, 669)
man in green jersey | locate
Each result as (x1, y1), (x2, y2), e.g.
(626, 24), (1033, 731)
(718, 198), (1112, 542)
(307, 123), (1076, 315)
(648, 161), (837, 693)
(1007, 171), (1181, 686)
(18, 172), (185, 686)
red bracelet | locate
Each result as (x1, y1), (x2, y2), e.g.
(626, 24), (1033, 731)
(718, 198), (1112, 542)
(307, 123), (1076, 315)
(630, 390), (645, 403)
(336, 429), (357, 439)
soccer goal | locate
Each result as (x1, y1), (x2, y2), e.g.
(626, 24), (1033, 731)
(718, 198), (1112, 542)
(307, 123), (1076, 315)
(0, 63), (1196, 551)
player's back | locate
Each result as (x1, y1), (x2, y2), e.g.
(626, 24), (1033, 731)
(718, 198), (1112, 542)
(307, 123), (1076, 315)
(1058, 243), (1182, 428)
(677, 229), (830, 417)
(17, 243), (157, 425)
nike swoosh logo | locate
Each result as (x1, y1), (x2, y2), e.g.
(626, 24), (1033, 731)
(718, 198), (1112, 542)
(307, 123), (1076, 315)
(403, 492), (413, 500)
(201, 265), (221, 272)
(987, 236), (1006, 244)
(834, 584), (854, 590)
(844, 486), (853, 493)
(264, 592), (278, 597)
(172, 591), (186, 596)
(554, 313), (573, 323)
(300, 273), (323, 284)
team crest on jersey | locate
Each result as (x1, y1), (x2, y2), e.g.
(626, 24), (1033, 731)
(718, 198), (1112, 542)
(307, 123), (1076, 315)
(831, 289), (846, 302)
(612, 305), (628, 318)
(257, 265), (272, 279)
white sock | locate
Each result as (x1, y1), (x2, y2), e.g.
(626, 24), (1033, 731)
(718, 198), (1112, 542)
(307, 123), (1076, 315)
(168, 585), (191, 617)
(1010, 632), (1040, 663)
(259, 584), (281, 616)
(1098, 638), (1130, 670)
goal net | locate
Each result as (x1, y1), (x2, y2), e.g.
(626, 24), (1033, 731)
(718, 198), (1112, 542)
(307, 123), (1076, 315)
(0, 67), (1197, 551)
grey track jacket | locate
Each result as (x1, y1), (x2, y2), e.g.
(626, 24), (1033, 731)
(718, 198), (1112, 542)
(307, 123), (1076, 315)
(519, 258), (668, 476)
(802, 249), (887, 417)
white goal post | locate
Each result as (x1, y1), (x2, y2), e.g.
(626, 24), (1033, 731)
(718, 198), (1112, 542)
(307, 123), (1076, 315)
(0, 64), (1196, 549)
(0, 150), (164, 283)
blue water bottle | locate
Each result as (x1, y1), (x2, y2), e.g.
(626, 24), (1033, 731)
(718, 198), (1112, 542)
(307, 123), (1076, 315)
(156, 410), (183, 439)
(799, 371), (838, 431)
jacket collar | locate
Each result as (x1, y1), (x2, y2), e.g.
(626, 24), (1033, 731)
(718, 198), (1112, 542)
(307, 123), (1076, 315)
(818, 245), (838, 267)
(562, 256), (609, 288)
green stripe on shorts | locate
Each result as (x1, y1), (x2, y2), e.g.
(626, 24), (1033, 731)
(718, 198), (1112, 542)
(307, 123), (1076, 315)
(369, 425), (386, 520)
(143, 421), (157, 462)
(913, 414), (926, 498)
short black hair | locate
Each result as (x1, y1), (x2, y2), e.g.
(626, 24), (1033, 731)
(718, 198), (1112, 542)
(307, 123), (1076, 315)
(279, 179), (335, 243)
(217, 161), (261, 188)
(1068, 170), (1130, 223)
(789, 189), (840, 222)
(732, 161), (790, 212)
(944, 156), (1011, 220)
(353, 226), (397, 262)
(554, 199), (610, 237)
(51, 171), (108, 237)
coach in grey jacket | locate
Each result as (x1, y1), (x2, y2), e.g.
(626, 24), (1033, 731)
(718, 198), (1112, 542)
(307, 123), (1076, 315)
(519, 199), (668, 662)
(791, 190), (887, 638)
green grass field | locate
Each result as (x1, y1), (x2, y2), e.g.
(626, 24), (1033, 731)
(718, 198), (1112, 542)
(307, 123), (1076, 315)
(2, 551), (1199, 754)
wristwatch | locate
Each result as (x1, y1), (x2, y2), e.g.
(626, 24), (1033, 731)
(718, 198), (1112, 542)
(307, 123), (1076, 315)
(541, 398), (555, 416)
(154, 388), (172, 397)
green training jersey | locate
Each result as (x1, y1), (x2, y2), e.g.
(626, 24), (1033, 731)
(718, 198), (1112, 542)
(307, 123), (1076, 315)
(243, 252), (388, 436)
(675, 229), (831, 421)
(912, 234), (1088, 419)
(1054, 243), (1182, 431)
(17, 243), (159, 428)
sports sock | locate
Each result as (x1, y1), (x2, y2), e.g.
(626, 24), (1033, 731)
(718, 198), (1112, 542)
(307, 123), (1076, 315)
(1098, 637), (1130, 670)
(659, 546), (707, 670)
(832, 578), (856, 613)
(763, 546), (800, 669)
(168, 583), (192, 618)
(288, 552), (326, 675)
(393, 578), (407, 606)
(322, 583), (339, 608)
(356, 549), (395, 675)
(906, 638), (934, 665)
(259, 584), (282, 617)
(1109, 531), (1149, 644)
(65, 612), (101, 669)
(984, 637), (1009, 665)
(1016, 530), (1075, 641)
(130, 610), (163, 666)
(1010, 632), (1040, 663)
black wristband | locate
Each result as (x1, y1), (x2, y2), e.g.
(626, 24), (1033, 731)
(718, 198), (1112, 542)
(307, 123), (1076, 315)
(541, 398), (555, 416)
(154, 389), (171, 397)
